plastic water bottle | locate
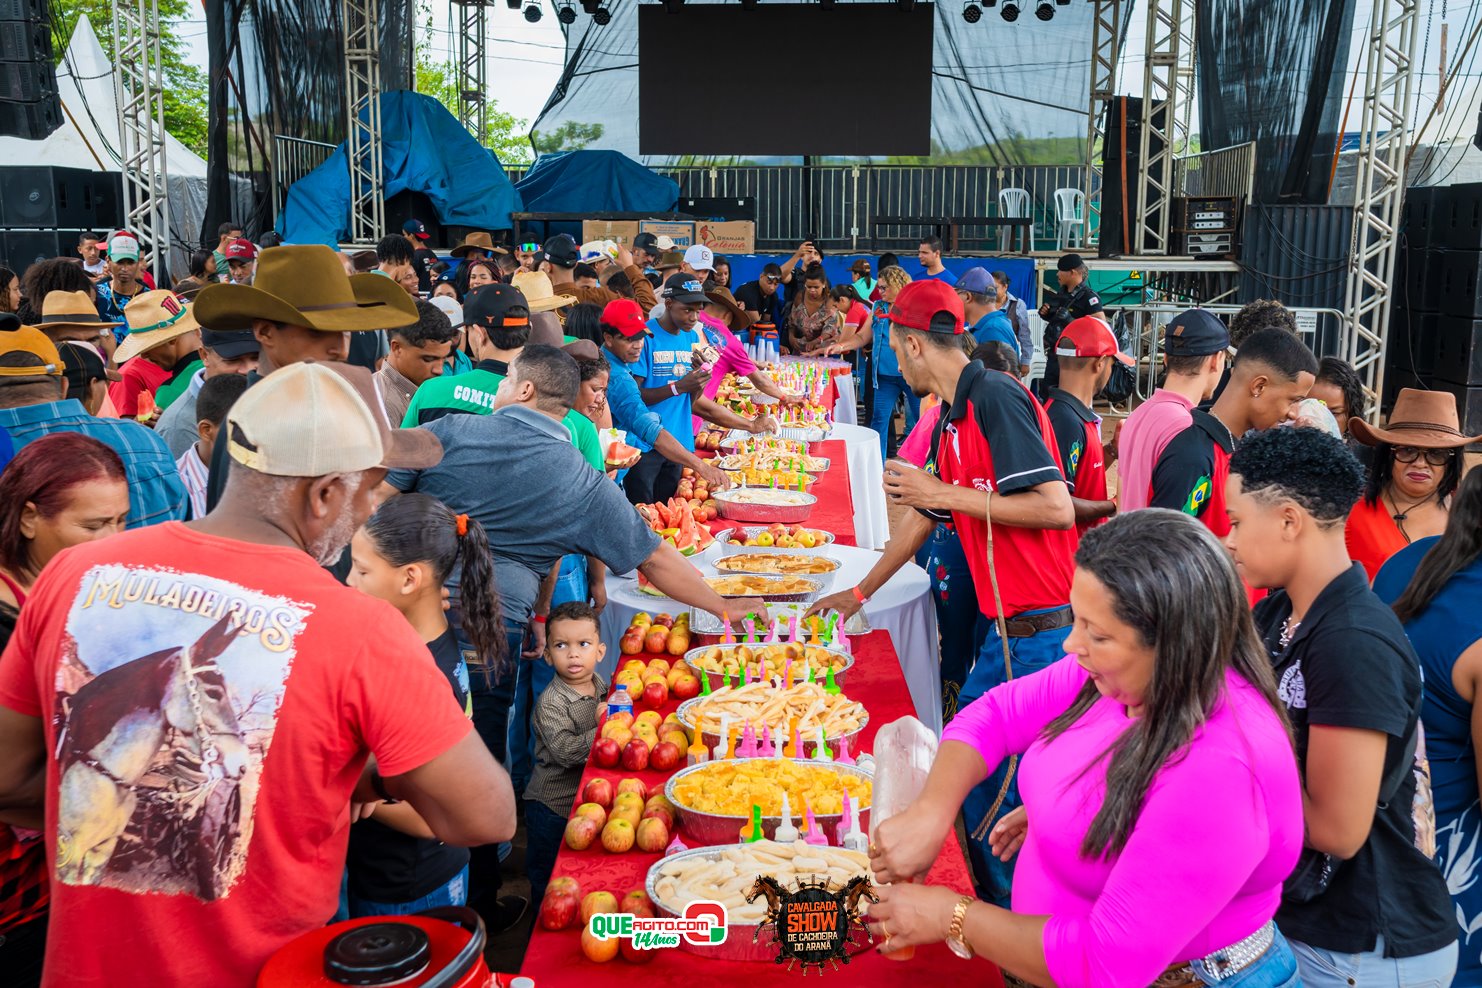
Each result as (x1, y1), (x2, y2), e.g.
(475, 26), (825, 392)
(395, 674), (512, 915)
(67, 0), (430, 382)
(607, 684), (633, 720)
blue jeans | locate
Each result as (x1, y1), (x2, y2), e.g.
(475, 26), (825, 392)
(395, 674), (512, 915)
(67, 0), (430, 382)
(869, 372), (921, 462)
(1190, 927), (1302, 987)
(347, 866), (469, 919)
(923, 524), (987, 723)
(524, 798), (568, 909)
(959, 613), (1072, 907)
(1289, 934), (1456, 987)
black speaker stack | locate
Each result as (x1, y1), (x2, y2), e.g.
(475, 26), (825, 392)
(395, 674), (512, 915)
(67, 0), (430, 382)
(1099, 96), (1167, 257)
(0, 165), (124, 272)
(1391, 183), (1482, 436)
(0, 0), (61, 140)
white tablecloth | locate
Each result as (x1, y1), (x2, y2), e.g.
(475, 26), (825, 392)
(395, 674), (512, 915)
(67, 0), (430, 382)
(828, 422), (889, 551)
(597, 543), (943, 734)
(834, 373), (857, 426)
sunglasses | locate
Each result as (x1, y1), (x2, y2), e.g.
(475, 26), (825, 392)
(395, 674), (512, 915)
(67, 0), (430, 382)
(1393, 445), (1454, 466)
(762, 275), (779, 283)
(518, 243), (539, 253)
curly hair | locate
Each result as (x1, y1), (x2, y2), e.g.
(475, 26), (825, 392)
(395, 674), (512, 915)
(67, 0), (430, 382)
(1227, 426), (1365, 524)
(877, 265), (912, 293)
(1229, 299), (1298, 348)
(1314, 356), (1368, 424)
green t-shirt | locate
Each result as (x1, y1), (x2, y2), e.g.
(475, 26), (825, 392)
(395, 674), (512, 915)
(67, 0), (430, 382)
(401, 364), (603, 471)
(154, 359), (202, 411)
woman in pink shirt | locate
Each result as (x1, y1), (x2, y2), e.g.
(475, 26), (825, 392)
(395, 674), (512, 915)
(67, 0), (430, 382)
(867, 510), (1303, 988)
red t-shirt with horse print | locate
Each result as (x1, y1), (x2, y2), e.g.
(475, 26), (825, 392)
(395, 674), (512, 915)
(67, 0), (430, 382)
(0, 522), (473, 988)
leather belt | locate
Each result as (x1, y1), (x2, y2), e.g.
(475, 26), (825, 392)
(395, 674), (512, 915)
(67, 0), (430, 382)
(1000, 606), (1073, 638)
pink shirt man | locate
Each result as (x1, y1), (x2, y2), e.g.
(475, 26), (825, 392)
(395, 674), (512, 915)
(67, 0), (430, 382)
(1114, 388), (1194, 511)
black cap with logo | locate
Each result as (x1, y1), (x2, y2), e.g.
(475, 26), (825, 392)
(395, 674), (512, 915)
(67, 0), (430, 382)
(660, 273), (710, 305)
(462, 283), (531, 330)
(542, 234), (579, 268)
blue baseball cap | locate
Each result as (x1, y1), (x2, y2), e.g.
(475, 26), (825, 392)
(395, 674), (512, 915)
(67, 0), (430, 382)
(953, 267), (995, 297)
(401, 218), (429, 240)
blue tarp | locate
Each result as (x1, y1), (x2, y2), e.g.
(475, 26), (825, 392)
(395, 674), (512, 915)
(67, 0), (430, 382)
(278, 90), (522, 245)
(513, 150), (678, 214)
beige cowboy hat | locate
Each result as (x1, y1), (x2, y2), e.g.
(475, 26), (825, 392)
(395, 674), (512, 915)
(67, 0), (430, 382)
(36, 290), (122, 338)
(113, 291), (202, 363)
(449, 231), (507, 258)
(703, 285), (755, 332)
(1351, 388), (1482, 449)
(193, 244), (418, 334)
(511, 269), (577, 313)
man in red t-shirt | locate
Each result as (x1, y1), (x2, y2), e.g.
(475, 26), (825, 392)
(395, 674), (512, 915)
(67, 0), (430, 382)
(807, 279), (1076, 907)
(108, 290), (202, 422)
(1043, 316), (1124, 534)
(0, 362), (516, 988)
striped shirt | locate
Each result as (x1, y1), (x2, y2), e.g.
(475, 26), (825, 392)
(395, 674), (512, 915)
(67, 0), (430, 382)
(0, 399), (187, 529)
(525, 672), (607, 818)
(176, 444), (210, 519)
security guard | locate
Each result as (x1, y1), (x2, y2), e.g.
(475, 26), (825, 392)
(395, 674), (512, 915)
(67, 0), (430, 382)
(1036, 252), (1103, 394)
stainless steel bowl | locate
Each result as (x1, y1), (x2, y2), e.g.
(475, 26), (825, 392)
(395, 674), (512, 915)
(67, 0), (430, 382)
(642, 846), (777, 962)
(713, 553), (842, 594)
(718, 526), (837, 556)
(663, 758), (874, 848)
(715, 454), (831, 473)
(680, 641), (854, 692)
(705, 573), (821, 604)
(675, 695), (868, 762)
(713, 489), (817, 525)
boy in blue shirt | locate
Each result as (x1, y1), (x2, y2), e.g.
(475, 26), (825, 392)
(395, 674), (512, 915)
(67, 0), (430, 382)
(625, 275), (710, 502)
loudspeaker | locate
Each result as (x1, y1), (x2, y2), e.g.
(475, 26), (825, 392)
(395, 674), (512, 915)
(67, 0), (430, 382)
(680, 197), (756, 222)
(0, 229), (86, 270)
(1099, 95), (1166, 257)
(1435, 316), (1482, 387)
(1388, 307), (1439, 377)
(1438, 249), (1482, 319)
(1429, 378), (1482, 441)
(0, 166), (121, 229)
(1402, 186), (1440, 248)
(1434, 183), (1482, 250)
(1399, 246), (1442, 312)
(383, 188), (446, 248)
(0, 2), (59, 140)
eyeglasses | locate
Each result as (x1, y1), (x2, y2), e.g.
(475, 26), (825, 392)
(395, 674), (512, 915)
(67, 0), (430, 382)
(1393, 445), (1455, 466)
(518, 243), (539, 253)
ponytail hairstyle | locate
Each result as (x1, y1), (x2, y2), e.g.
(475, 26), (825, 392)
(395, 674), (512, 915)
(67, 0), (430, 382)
(362, 493), (508, 673)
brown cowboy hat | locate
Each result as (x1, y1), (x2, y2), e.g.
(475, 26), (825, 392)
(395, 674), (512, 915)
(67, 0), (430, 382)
(449, 231), (507, 258)
(36, 290), (122, 338)
(193, 244), (418, 333)
(1351, 388), (1482, 448)
(703, 285), (754, 331)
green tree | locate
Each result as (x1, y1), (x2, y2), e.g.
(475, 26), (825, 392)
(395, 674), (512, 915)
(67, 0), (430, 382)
(531, 121), (604, 155)
(412, 46), (534, 164)
(51, 0), (209, 157)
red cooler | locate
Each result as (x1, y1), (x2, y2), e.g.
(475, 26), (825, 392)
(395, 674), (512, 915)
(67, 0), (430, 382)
(257, 907), (494, 988)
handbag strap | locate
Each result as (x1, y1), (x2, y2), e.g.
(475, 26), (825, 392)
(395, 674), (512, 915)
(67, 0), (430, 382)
(970, 488), (1019, 842)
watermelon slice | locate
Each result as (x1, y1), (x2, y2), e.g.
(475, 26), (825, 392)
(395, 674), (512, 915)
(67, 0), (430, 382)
(605, 440), (642, 470)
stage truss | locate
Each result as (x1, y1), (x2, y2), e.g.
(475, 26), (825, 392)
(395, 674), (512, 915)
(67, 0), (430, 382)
(111, 0), (172, 273)
(342, 0), (386, 245)
(453, 0), (491, 140)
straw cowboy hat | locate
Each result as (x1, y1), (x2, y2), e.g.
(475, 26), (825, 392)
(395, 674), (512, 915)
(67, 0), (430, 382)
(36, 290), (122, 339)
(193, 244), (418, 333)
(1351, 388), (1482, 449)
(449, 231), (506, 258)
(511, 269), (577, 313)
(113, 291), (202, 363)
(703, 285), (755, 332)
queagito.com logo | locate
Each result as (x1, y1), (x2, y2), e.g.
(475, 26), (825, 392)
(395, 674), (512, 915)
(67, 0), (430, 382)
(587, 900), (728, 950)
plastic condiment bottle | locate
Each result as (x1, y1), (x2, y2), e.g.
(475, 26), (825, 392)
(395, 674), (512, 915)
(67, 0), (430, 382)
(824, 665), (841, 696)
(720, 612), (735, 643)
(722, 726), (739, 760)
(738, 721), (758, 758)
(687, 731), (709, 767)
(606, 684), (633, 721)
(813, 728), (833, 762)
(774, 792), (800, 842)
(666, 834), (689, 856)
(712, 714), (733, 761)
(841, 796), (869, 854)
(835, 734), (855, 766)
(759, 723), (775, 757)
(802, 799), (829, 846)
(837, 791), (854, 845)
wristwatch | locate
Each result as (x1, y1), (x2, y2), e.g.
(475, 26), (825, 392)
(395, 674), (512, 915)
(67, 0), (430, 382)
(946, 895), (975, 960)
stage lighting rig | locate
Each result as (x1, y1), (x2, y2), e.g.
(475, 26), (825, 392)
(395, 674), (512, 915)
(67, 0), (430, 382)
(524, 0), (542, 19)
(1034, 0), (1053, 19)
(505, 0), (521, 9)
(557, 1), (576, 21)
(593, 2), (612, 22)
(962, 1), (981, 21)
(1000, 1), (1018, 20)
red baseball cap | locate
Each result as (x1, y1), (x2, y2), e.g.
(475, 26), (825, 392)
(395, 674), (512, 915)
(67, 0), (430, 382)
(888, 280), (964, 334)
(600, 298), (651, 338)
(1056, 315), (1134, 365)
(224, 237), (258, 261)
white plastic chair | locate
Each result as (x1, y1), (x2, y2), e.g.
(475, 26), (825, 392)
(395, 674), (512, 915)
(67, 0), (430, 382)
(998, 187), (1031, 252)
(1055, 188), (1086, 249)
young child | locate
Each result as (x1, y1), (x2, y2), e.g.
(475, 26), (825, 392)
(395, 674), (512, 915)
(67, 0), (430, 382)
(524, 601), (607, 907)
(175, 372), (248, 519)
(343, 492), (509, 916)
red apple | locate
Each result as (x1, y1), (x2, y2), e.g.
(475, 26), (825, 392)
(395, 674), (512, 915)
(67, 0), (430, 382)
(538, 889), (580, 930)
(581, 890), (619, 923)
(641, 805), (675, 831)
(564, 815), (600, 851)
(654, 613), (675, 628)
(581, 927), (619, 963)
(573, 802), (607, 827)
(622, 888), (655, 915)
(601, 817), (636, 853)
(621, 739), (650, 771)
(635, 816), (670, 853)
(671, 673), (700, 701)
(619, 895), (657, 964)
(592, 738), (621, 768)
(648, 740), (682, 772)
(617, 778), (647, 798)
(582, 777), (614, 810)
(640, 680), (668, 710)
(647, 781), (669, 801)
(549, 875), (582, 900)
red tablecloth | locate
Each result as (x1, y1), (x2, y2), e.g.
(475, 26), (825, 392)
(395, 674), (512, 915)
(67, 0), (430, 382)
(807, 440), (855, 549)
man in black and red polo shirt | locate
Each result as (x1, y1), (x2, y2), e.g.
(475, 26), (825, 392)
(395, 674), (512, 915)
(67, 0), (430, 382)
(1150, 327), (1318, 537)
(1043, 316), (1124, 533)
(808, 278), (1075, 907)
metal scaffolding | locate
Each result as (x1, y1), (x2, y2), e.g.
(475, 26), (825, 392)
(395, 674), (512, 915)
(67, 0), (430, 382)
(1343, 0), (1419, 418)
(342, 0), (386, 244)
(1133, 0), (1195, 256)
(111, 0), (172, 275)
(453, 0), (490, 140)
(1083, 0), (1122, 249)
